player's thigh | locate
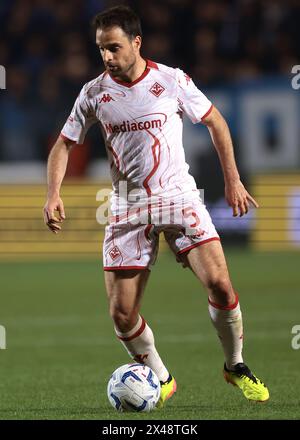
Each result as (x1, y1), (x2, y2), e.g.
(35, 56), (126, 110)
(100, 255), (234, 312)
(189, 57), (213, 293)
(103, 223), (159, 270)
(103, 222), (158, 320)
(104, 268), (151, 314)
(181, 239), (232, 289)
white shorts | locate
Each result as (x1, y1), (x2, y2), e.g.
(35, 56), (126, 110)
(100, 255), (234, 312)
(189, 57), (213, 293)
(103, 200), (220, 270)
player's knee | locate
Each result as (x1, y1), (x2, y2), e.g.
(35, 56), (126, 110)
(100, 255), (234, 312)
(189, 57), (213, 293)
(207, 274), (230, 293)
(207, 275), (234, 305)
(110, 306), (137, 332)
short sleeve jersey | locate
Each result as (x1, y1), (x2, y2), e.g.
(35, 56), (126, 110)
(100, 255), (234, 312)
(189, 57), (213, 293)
(61, 60), (213, 208)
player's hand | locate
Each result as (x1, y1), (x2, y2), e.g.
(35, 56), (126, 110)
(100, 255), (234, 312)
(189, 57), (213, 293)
(43, 196), (66, 233)
(225, 180), (259, 217)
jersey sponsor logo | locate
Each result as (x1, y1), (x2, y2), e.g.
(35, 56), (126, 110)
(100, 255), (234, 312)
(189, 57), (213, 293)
(149, 82), (165, 97)
(109, 245), (121, 260)
(104, 118), (163, 134)
(99, 93), (115, 103)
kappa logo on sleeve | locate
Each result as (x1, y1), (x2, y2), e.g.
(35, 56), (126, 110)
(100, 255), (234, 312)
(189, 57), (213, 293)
(149, 82), (165, 97)
(99, 93), (115, 103)
(134, 354), (149, 363)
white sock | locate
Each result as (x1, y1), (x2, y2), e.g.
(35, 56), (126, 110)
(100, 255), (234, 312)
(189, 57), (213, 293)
(208, 293), (243, 370)
(115, 315), (170, 382)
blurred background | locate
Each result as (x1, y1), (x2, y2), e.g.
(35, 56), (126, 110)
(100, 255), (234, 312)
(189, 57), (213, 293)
(0, 0), (300, 256)
(1, 0), (300, 421)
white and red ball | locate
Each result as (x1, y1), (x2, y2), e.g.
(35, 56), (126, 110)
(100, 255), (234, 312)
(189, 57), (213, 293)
(107, 363), (161, 412)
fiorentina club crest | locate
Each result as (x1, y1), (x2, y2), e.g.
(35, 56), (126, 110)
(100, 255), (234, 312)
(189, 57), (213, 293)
(109, 246), (121, 260)
(149, 82), (165, 97)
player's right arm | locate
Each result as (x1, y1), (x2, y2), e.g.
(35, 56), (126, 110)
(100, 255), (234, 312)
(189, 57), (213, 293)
(43, 135), (75, 233)
(43, 83), (97, 233)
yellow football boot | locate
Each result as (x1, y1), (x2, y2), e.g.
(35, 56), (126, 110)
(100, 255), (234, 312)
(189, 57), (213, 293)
(156, 375), (177, 408)
(223, 363), (269, 402)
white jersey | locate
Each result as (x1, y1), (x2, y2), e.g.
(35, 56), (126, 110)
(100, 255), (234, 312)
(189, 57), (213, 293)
(61, 59), (213, 216)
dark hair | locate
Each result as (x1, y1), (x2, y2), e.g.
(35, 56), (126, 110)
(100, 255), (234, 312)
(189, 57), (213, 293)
(92, 5), (142, 40)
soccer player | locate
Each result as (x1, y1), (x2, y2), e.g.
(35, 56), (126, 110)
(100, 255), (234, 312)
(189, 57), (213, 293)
(43, 5), (269, 406)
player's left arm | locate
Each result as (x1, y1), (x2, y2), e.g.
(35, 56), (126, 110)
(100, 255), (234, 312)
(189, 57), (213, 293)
(202, 106), (259, 217)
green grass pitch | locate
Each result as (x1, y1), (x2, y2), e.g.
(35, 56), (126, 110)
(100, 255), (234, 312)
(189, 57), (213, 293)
(0, 248), (300, 420)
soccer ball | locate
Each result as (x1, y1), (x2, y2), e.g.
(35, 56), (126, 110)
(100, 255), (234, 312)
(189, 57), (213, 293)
(107, 363), (161, 412)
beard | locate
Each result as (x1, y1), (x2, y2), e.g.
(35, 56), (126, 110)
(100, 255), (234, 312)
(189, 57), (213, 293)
(107, 55), (136, 78)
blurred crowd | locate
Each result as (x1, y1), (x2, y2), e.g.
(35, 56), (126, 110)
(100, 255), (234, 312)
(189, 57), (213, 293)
(0, 0), (299, 163)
